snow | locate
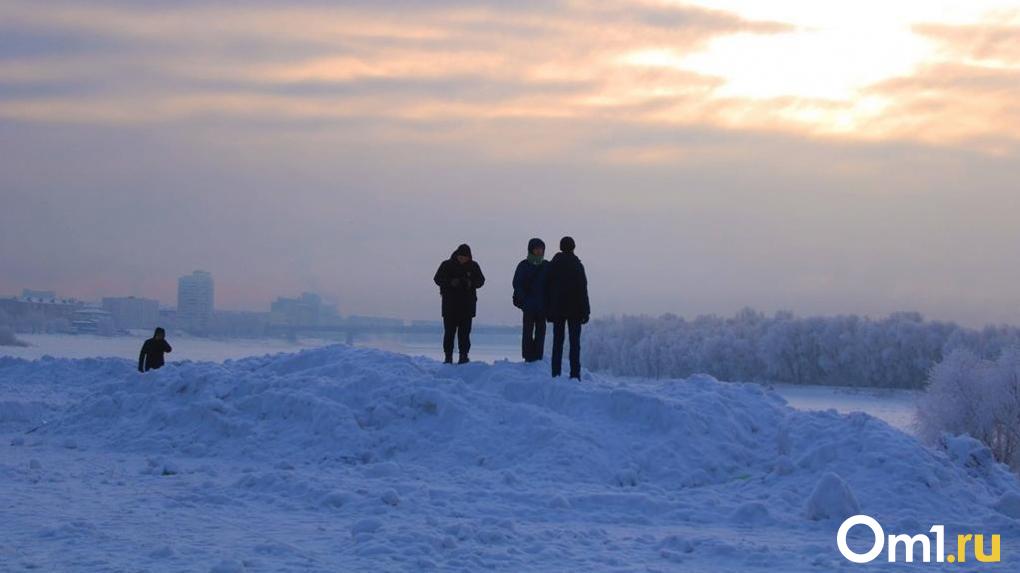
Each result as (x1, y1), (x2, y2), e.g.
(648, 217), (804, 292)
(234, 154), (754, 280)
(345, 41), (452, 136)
(804, 472), (860, 521)
(2, 344), (1019, 571)
(995, 493), (1020, 519)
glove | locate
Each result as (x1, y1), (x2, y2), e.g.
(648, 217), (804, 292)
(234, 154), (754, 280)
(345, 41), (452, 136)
(581, 315), (590, 325)
(512, 295), (523, 309)
(450, 278), (461, 287)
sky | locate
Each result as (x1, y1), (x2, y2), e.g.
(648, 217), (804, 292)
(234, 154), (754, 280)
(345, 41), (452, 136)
(1, 0), (1018, 327)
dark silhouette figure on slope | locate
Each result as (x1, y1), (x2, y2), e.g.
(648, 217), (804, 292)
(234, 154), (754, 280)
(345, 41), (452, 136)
(138, 327), (172, 372)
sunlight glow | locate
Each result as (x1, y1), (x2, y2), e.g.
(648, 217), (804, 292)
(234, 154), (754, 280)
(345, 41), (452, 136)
(618, 1), (1018, 137)
(678, 28), (932, 101)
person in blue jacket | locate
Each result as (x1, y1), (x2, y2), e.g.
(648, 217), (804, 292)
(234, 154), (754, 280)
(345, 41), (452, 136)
(512, 238), (549, 362)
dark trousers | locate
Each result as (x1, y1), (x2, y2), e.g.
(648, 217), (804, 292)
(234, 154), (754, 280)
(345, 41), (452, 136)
(551, 317), (582, 378)
(522, 311), (546, 362)
(443, 316), (472, 358)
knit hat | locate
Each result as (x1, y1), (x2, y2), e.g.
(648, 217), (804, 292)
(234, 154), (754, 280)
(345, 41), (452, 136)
(527, 238), (545, 254)
(559, 236), (575, 252)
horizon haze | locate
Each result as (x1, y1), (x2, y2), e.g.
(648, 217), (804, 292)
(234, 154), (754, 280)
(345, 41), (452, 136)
(2, 0), (1018, 327)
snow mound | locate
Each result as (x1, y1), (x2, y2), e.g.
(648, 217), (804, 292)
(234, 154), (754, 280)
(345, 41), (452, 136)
(2, 344), (1019, 571)
(4, 345), (1018, 513)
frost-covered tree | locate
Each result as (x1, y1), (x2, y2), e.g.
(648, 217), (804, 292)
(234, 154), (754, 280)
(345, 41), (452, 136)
(583, 309), (1020, 389)
(917, 348), (1020, 471)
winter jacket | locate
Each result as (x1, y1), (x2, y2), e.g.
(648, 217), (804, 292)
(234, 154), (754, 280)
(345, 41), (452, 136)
(512, 259), (548, 314)
(544, 252), (590, 321)
(139, 338), (172, 372)
(434, 254), (485, 319)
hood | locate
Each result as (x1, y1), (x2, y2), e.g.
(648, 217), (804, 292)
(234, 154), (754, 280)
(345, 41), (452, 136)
(451, 243), (472, 260)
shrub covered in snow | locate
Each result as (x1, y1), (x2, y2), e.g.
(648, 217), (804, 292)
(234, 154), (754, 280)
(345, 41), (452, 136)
(584, 309), (1020, 388)
(917, 348), (1020, 471)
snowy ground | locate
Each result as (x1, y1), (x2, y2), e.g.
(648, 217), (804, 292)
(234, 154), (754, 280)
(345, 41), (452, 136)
(1, 344), (1018, 572)
(1, 334), (916, 431)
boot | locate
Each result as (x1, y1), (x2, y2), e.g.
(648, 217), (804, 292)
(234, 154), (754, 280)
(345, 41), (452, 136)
(443, 353), (453, 364)
(458, 354), (470, 364)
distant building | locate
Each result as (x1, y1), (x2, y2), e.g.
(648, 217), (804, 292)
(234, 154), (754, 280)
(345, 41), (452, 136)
(159, 308), (177, 330)
(0, 296), (81, 333)
(177, 271), (214, 334)
(21, 289), (57, 302)
(270, 292), (338, 326)
(102, 296), (159, 330)
(211, 310), (271, 337)
(71, 306), (114, 335)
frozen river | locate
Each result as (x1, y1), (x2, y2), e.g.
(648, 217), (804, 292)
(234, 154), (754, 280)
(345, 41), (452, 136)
(1, 333), (917, 433)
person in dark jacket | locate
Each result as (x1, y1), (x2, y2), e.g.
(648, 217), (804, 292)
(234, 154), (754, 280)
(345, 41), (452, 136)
(138, 327), (172, 372)
(512, 237), (548, 362)
(434, 244), (485, 364)
(545, 236), (590, 379)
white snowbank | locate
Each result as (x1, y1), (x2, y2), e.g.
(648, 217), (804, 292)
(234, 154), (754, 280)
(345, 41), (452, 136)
(1, 345), (1018, 571)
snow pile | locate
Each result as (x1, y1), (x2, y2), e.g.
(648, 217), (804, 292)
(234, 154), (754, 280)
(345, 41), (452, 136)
(804, 472), (860, 521)
(2, 344), (1019, 571)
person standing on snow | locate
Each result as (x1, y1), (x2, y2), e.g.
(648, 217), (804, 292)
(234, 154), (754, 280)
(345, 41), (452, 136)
(512, 238), (548, 362)
(545, 236), (590, 379)
(434, 243), (485, 364)
(138, 327), (172, 372)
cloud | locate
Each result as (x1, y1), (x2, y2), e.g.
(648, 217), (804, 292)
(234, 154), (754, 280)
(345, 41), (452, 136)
(859, 18), (1020, 151)
(0, 2), (1016, 155)
(0, 1), (782, 133)
(914, 20), (1020, 64)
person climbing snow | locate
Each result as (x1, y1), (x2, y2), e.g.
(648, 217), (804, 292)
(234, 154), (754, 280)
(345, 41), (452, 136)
(512, 237), (548, 362)
(434, 243), (485, 364)
(545, 236), (590, 379)
(138, 327), (172, 372)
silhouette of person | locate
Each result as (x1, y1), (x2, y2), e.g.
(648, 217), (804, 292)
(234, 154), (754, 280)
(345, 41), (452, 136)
(138, 327), (172, 372)
(512, 238), (548, 362)
(545, 236), (590, 379)
(434, 244), (485, 363)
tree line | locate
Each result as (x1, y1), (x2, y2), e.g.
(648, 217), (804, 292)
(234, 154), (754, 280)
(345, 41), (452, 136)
(583, 308), (1020, 389)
